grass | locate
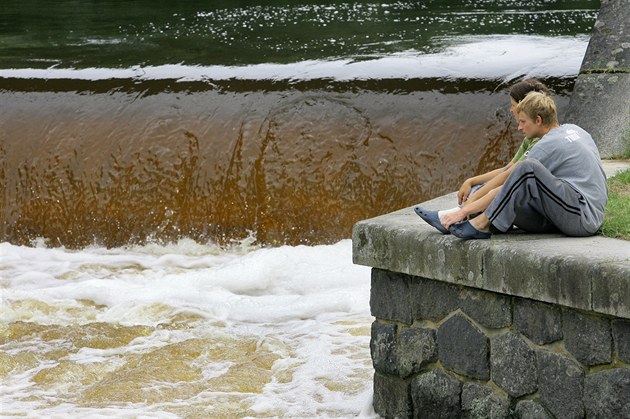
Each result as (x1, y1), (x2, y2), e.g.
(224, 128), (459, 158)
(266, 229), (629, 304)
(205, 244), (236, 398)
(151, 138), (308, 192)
(601, 167), (630, 241)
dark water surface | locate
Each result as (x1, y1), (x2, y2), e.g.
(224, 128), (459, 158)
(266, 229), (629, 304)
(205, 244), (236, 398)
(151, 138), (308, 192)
(1, 0), (598, 68)
(0, 1), (598, 247)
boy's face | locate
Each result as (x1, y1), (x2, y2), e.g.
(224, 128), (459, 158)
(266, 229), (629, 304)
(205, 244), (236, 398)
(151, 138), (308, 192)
(517, 111), (543, 139)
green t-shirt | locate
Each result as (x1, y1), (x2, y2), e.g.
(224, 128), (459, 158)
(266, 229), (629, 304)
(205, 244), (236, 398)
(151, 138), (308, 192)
(510, 137), (540, 164)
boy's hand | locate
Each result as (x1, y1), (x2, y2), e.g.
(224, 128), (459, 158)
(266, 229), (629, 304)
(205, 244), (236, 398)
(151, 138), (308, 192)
(457, 180), (473, 205)
(440, 209), (467, 229)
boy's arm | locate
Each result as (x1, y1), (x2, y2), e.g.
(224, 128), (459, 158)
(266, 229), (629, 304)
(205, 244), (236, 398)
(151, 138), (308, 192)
(457, 163), (514, 205)
(465, 163), (518, 205)
(458, 167), (506, 204)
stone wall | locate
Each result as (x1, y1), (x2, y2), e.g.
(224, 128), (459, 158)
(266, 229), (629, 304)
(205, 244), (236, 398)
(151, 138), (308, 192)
(353, 190), (630, 419)
(369, 268), (630, 419)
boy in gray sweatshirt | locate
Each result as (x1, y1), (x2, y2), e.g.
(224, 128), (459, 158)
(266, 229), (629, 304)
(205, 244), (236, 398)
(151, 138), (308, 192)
(449, 91), (608, 239)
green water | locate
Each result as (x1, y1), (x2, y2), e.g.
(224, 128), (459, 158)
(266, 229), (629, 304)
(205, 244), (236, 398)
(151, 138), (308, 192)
(1, 0), (599, 69)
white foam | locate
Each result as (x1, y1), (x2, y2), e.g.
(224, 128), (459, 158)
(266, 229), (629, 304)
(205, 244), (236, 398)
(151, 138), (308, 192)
(0, 35), (589, 82)
(1, 240), (370, 325)
(0, 239), (375, 417)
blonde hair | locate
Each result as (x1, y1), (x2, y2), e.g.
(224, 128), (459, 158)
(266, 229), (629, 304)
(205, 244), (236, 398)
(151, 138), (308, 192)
(515, 91), (558, 126)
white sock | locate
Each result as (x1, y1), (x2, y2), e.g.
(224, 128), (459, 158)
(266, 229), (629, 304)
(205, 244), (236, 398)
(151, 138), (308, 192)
(438, 207), (460, 217)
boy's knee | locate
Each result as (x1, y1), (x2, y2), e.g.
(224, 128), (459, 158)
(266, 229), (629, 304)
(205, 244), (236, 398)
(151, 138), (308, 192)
(517, 159), (543, 171)
(512, 159), (546, 177)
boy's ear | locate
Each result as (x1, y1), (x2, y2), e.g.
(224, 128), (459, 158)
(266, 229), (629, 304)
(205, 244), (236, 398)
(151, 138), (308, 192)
(535, 115), (543, 125)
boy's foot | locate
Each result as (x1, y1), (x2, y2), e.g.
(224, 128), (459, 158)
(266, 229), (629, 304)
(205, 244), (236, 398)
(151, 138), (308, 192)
(448, 220), (491, 239)
(414, 206), (450, 234)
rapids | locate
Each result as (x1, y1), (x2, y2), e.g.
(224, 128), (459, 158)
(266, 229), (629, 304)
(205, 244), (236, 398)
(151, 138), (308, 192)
(1, 239), (375, 417)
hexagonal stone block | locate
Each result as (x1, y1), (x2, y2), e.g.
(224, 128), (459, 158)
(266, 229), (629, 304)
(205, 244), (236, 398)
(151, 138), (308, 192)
(461, 382), (510, 419)
(438, 314), (489, 380)
(370, 321), (398, 375)
(514, 298), (562, 345)
(396, 326), (437, 378)
(514, 400), (552, 419)
(490, 332), (537, 397)
(612, 319), (630, 363)
(536, 350), (584, 419)
(584, 368), (630, 418)
(563, 309), (611, 366)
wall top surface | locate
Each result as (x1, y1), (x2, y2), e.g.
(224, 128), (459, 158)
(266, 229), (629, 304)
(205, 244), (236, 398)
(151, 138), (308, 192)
(353, 192), (630, 319)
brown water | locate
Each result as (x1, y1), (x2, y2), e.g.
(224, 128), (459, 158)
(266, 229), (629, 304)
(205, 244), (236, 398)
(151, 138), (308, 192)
(0, 78), (573, 248)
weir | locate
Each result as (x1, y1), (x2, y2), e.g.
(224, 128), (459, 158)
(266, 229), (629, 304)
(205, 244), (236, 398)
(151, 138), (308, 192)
(352, 0), (630, 417)
(0, 79), (530, 248)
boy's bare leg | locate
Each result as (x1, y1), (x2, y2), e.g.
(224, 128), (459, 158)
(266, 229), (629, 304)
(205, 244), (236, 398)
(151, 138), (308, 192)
(469, 213), (492, 232)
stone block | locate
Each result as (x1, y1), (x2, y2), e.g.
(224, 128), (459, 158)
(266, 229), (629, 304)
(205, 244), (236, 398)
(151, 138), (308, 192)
(514, 298), (562, 345)
(480, 243), (596, 314)
(410, 369), (462, 418)
(396, 326), (437, 378)
(437, 314), (489, 380)
(410, 276), (460, 322)
(373, 372), (412, 419)
(371, 269), (413, 324)
(513, 400), (552, 419)
(536, 350), (585, 419)
(490, 332), (537, 397)
(613, 319), (630, 363)
(584, 368), (630, 418)
(459, 287), (512, 329)
(592, 261), (630, 319)
(563, 309), (612, 366)
(371, 321), (398, 375)
(461, 382), (510, 419)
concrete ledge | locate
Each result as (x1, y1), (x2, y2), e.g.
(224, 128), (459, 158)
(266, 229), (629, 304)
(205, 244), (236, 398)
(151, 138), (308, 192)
(352, 192), (630, 319)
